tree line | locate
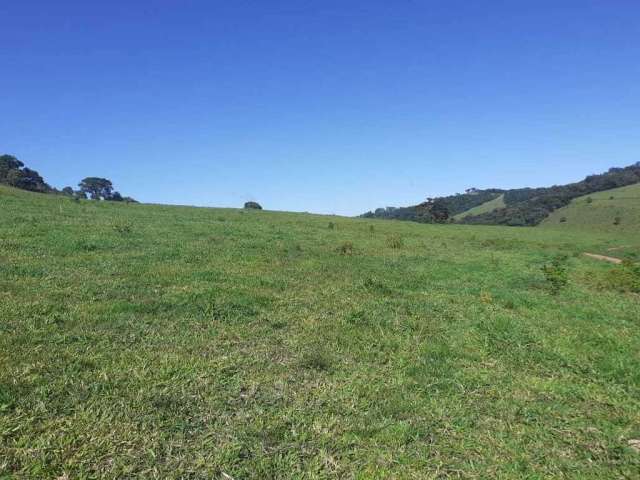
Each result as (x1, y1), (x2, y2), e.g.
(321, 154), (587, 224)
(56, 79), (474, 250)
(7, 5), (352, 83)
(361, 188), (504, 224)
(0, 154), (136, 202)
(361, 163), (640, 226)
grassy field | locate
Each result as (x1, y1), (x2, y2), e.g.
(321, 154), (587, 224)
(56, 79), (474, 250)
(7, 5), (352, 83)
(453, 194), (505, 221)
(1, 185), (640, 479)
(542, 183), (640, 235)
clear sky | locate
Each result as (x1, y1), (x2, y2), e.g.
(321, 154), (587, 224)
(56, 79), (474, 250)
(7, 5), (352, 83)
(2, 1), (639, 215)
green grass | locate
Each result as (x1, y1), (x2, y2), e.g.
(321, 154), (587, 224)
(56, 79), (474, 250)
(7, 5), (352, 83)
(1, 185), (640, 478)
(542, 183), (640, 235)
(453, 194), (505, 220)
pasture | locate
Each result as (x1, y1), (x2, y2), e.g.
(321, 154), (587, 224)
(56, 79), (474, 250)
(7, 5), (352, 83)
(1, 185), (639, 478)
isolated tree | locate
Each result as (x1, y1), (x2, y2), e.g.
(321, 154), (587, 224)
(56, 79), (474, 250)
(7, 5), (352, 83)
(79, 177), (114, 200)
(62, 186), (74, 196)
(244, 201), (262, 210)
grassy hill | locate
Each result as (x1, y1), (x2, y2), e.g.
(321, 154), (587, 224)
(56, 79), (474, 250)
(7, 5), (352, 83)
(1, 185), (640, 478)
(453, 194), (505, 220)
(542, 182), (640, 234)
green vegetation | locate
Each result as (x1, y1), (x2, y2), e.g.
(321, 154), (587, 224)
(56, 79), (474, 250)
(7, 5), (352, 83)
(363, 162), (640, 227)
(453, 194), (505, 220)
(542, 182), (640, 234)
(1, 185), (640, 478)
(361, 189), (504, 223)
(0, 154), (135, 202)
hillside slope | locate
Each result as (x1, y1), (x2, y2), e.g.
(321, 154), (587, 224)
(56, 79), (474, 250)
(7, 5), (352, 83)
(541, 182), (640, 233)
(1, 185), (640, 478)
(363, 162), (640, 226)
(453, 194), (505, 220)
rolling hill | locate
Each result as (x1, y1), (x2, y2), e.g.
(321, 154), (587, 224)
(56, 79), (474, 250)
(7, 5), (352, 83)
(541, 182), (640, 233)
(363, 162), (640, 227)
(453, 194), (505, 220)
(1, 184), (640, 478)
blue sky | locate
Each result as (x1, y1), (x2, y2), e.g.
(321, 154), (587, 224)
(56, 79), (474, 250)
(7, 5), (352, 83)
(2, 1), (639, 215)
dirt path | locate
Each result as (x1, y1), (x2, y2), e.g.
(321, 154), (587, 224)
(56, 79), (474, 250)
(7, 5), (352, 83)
(584, 253), (623, 264)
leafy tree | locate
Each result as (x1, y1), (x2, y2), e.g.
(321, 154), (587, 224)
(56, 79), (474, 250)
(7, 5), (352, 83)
(0, 155), (50, 192)
(244, 201), (262, 210)
(79, 177), (114, 200)
(0, 155), (24, 182)
(6, 167), (49, 192)
(62, 186), (74, 196)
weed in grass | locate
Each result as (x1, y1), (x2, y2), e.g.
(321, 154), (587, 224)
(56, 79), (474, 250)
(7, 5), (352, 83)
(299, 347), (333, 372)
(338, 241), (354, 255)
(327, 221), (335, 230)
(113, 221), (133, 235)
(386, 233), (403, 249)
(603, 260), (640, 293)
(541, 255), (569, 294)
(479, 291), (493, 304)
(76, 239), (99, 252)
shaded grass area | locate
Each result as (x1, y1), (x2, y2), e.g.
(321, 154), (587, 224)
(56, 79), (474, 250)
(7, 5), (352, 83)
(1, 186), (639, 478)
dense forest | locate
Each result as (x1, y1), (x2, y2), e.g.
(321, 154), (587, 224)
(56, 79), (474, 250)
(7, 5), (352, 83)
(0, 154), (135, 202)
(361, 188), (505, 224)
(361, 162), (640, 226)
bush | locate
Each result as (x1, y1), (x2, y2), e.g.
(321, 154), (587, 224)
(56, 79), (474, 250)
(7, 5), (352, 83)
(244, 201), (262, 210)
(541, 255), (569, 294)
(386, 234), (403, 249)
(338, 241), (354, 255)
(299, 347), (332, 371)
(113, 221), (133, 235)
(604, 260), (640, 293)
(559, 216), (567, 223)
(586, 197), (593, 204)
(613, 216), (621, 226)
(327, 222), (335, 230)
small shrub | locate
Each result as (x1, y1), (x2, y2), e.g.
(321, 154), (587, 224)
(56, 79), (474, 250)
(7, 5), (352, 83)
(559, 216), (567, 223)
(479, 291), (493, 304)
(327, 222), (335, 230)
(299, 348), (332, 371)
(586, 197), (593, 204)
(604, 260), (640, 293)
(541, 255), (569, 294)
(113, 221), (133, 235)
(76, 240), (98, 252)
(609, 196), (615, 200)
(613, 216), (621, 226)
(368, 225), (375, 234)
(386, 234), (403, 249)
(362, 277), (392, 295)
(338, 241), (354, 255)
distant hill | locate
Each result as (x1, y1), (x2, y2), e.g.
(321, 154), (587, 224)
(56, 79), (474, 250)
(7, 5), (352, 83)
(361, 162), (640, 226)
(453, 194), (505, 221)
(540, 182), (640, 234)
